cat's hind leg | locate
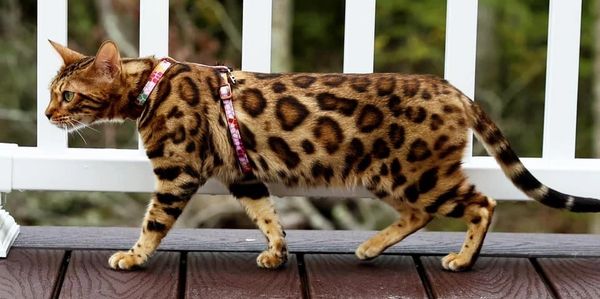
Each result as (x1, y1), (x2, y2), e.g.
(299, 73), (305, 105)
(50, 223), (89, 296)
(439, 190), (496, 271)
(229, 178), (288, 269)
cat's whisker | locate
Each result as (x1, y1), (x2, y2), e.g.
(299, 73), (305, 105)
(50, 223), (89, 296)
(74, 128), (88, 145)
(67, 120), (88, 144)
(72, 119), (100, 133)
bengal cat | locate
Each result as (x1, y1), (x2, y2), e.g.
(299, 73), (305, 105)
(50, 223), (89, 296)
(45, 41), (600, 272)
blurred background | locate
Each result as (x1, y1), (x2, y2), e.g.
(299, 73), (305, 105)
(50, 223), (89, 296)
(1, 0), (599, 233)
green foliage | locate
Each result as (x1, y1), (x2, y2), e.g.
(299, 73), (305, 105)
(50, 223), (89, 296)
(6, 191), (147, 227)
(473, 0), (551, 156)
(375, 0), (446, 75)
(0, 0), (37, 146)
(291, 0), (346, 72)
(575, 0), (598, 158)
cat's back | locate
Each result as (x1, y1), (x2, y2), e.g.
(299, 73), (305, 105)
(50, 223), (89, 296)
(226, 71), (470, 188)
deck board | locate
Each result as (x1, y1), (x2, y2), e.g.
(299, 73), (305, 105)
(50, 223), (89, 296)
(537, 258), (600, 298)
(0, 249), (64, 299)
(14, 227), (600, 257)
(59, 250), (180, 299)
(304, 254), (427, 298)
(5, 227), (600, 298)
(186, 252), (302, 298)
(422, 256), (552, 298)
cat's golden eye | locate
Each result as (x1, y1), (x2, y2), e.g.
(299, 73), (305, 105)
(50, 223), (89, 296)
(63, 91), (75, 102)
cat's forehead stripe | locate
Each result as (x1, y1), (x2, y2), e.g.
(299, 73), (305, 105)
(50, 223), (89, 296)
(54, 56), (94, 84)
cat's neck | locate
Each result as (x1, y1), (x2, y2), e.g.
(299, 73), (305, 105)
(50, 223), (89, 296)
(108, 57), (159, 120)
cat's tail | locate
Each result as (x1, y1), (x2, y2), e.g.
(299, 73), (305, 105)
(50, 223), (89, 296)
(464, 98), (600, 212)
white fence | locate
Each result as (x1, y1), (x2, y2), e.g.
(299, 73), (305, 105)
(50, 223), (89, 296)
(0, 0), (599, 201)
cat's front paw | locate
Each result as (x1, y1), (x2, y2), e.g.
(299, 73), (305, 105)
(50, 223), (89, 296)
(108, 251), (146, 270)
(256, 249), (288, 269)
(441, 252), (472, 272)
(355, 241), (383, 260)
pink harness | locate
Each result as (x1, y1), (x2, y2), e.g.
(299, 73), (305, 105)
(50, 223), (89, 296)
(137, 58), (253, 174)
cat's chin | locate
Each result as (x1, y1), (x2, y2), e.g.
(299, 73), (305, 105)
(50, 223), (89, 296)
(94, 118), (125, 125)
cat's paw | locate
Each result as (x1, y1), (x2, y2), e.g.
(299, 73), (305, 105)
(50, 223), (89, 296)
(355, 241), (383, 260)
(108, 251), (146, 270)
(441, 252), (472, 272)
(256, 249), (287, 269)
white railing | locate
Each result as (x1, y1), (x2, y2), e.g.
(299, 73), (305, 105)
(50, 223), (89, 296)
(0, 0), (598, 201)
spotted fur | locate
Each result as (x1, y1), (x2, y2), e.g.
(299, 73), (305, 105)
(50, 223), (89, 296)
(46, 41), (600, 272)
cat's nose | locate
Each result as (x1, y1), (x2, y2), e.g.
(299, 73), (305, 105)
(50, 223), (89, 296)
(45, 109), (53, 120)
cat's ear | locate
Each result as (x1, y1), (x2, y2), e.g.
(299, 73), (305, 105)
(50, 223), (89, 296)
(48, 40), (85, 66)
(93, 40), (121, 78)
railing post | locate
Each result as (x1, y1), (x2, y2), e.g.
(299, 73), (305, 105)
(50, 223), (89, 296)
(242, 0), (272, 72)
(138, 0), (170, 150)
(139, 0), (169, 59)
(0, 192), (20, 258)
(0, 143), (19, 257)
(0, 144), (16, 194)
(37, 0), (68, 150)
(542, 0), (582, 159)
(444, 0), (479, 159)
(343, 0), (376, 73)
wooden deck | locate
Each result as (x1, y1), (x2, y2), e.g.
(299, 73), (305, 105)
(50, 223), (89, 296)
(2, 227), (600, 298)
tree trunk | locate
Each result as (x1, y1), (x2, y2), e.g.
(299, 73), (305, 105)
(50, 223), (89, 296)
(271, 0), (293, 72)
(590, 0), (600, 233)
(94, 0), (137, 57)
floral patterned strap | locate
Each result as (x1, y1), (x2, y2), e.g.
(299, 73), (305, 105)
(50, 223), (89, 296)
(136, 58), (173, 106)
(218, 71), (253, 174)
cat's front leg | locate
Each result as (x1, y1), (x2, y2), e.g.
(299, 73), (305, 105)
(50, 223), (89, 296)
(109, 162), (202, 270)
(229, 178), (288, 269)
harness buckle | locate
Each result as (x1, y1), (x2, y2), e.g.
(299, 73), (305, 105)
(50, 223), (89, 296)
(219, 84), (232, 100)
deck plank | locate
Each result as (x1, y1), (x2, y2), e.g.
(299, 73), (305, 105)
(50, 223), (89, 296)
(422, 256), (552, 298)
(0, 249), (64, 299)
(305, 254), (427, 298)
(186, 252), (302, 298)
(537, 258), (600, 298)
(14, 227), (600, 257)
(59, 250), (179, 299)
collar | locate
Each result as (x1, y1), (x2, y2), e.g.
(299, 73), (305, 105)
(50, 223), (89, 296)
(136, 58), (173, 106)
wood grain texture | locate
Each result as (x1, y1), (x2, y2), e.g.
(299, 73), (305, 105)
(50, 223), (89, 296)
(538, 258), (600, 298)
(422, 256), (552, 299)
(186, 252), (301, 298)
(0, 249), (64, 299)
(305, 254), (427, 299)
(59, 250), (179, 299)
(14, 227), (600, 257)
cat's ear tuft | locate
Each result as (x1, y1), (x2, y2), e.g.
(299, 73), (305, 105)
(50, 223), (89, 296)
(49, 40), (85, 66)
(93, 40), (122, 78)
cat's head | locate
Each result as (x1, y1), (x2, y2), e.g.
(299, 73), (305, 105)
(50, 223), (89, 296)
(45, 40), (126, 131)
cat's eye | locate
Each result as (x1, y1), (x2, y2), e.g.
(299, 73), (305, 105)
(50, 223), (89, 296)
(63, 91), (75, 102)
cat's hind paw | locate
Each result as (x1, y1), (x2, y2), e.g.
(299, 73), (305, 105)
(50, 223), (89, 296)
(355, 241), (383, 260)
(109, 251), (146, 270)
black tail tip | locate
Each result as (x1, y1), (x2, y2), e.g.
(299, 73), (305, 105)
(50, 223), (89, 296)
(539, 188), (600, 213)
(569, 196), (600, 213)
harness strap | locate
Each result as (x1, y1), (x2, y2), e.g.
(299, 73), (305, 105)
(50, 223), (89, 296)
(136, 58), (252, 174)
(216, 70), (253, 174)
